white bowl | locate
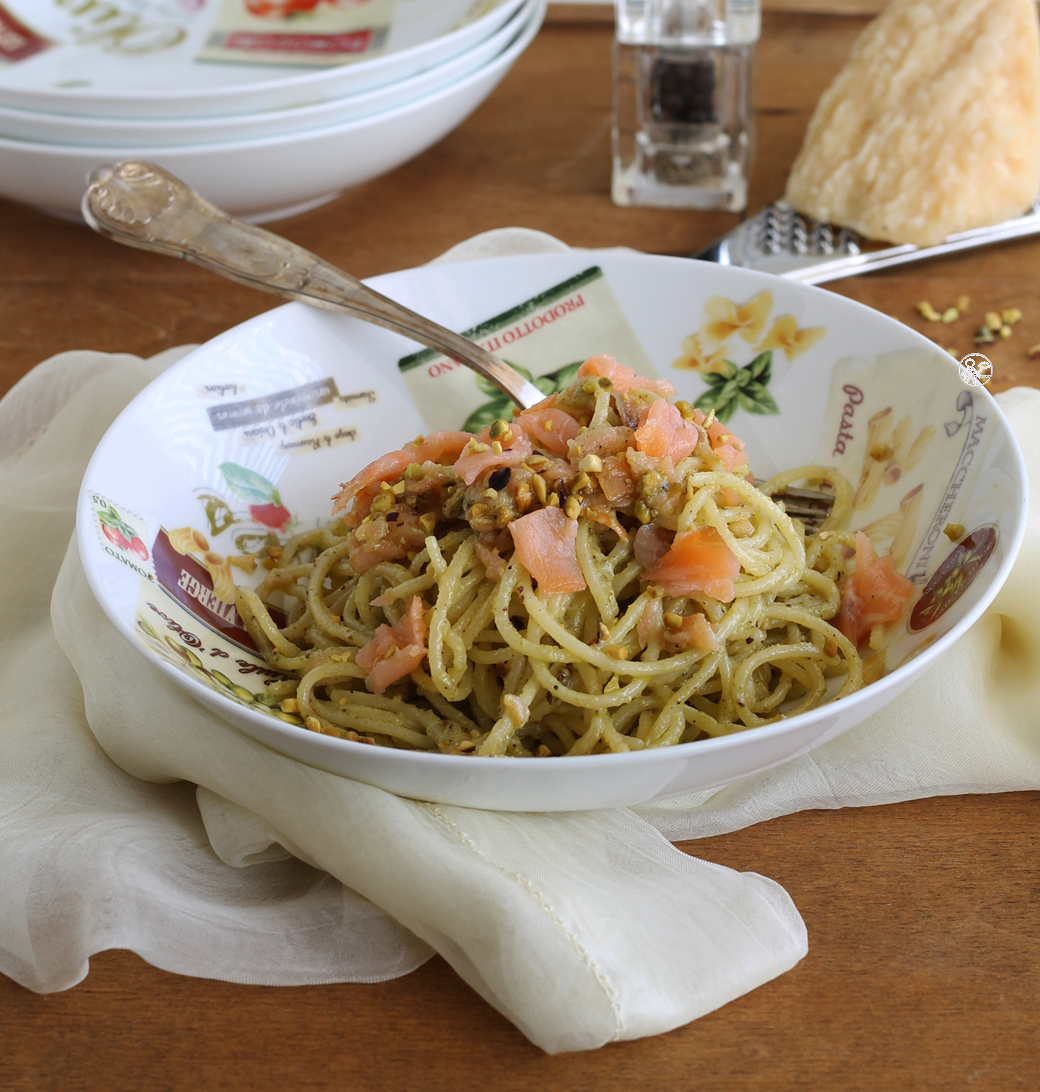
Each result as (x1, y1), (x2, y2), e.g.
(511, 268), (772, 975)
(76, 251), (1027, 811)
(0, 1), (544, 223)
(0, 0), (531, 148)
(0, 0), (527, 119)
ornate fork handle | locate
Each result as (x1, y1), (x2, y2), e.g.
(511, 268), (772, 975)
(81, 161), (544, 410)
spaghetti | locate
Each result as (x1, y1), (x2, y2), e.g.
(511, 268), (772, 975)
(236, 356), (875, 757)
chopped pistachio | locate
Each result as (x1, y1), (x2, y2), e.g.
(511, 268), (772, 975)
(974, 325), (996, 345)
(578, 453), (603, 473)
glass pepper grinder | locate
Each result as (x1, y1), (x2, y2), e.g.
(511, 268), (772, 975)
(611, 0), (760, 212)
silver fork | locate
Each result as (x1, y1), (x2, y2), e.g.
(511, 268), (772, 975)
(80, 160), (545, 411)
(693, 198), (1040, 283)
(82, 161), (837, 525)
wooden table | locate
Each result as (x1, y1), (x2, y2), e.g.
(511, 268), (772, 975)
(2, 11), (1038, 1089)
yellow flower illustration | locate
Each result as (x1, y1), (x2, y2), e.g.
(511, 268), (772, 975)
(702, 290), (773, 346)
(671, 334), (729, 375)
(757, 314), (826, 359)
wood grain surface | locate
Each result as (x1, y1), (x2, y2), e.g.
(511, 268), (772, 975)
(1, 14), (1038, 1090)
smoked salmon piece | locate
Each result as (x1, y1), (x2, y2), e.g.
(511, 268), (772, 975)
(452, 426), (533, 485)
(332, 431), (471, 522)
(645, 526), (741, 602)
(516, 405), (581, 456)
(836, 530), (915, 644)
(705, 419), (749, 473)
(508, 506), (587, 593)
(356, 595), (428, 695)
(634, 399), (701, 465)
(664, 611), (717, 653)
(576, 354), (676, 398)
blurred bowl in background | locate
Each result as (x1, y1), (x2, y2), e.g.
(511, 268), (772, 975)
(0, 0), (529, 119)
(0, 4), (530, 148)
(0, 0), (544, 223)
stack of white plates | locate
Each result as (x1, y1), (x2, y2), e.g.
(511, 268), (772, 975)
(0, 0), (545, 221)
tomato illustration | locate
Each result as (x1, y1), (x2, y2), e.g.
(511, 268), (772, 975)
(97, 504), (148, 559)
(101, 522), (130, 550)
(219, 462), (294, 532)
(249, 502), (292, 531)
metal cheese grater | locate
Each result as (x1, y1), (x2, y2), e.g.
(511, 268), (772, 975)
(692, 199), (1040, 283)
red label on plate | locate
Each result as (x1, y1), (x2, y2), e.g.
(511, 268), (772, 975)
(152, 528), (260, 651)
(908, 524), (998, 633)
(0, 4), (51, 63)
(223, 28), (372, 54)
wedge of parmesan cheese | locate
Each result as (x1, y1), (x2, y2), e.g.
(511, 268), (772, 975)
(785, 0), (1040, 245)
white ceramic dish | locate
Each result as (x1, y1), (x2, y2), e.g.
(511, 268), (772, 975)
(77, 251), (1028, 812)
(0, 0), (526, 119)
(0, 1), (530, 148)
(0, 0), (543, 222)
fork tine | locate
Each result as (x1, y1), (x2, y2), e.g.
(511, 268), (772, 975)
(761, 483), (836, 532)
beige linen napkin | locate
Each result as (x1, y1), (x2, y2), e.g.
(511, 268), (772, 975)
(3, 230), (1039, 1054)
(0, 231), (803, 1055)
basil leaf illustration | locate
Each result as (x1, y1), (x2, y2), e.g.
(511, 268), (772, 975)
(693, 389), (738, 422)
(739, 382), (780, 415)
(546, 360), (583, 391)
(463, 399), (512, 433)
(219, 462), (280, 505)
(746, 350), (773, 382)
(715, 378), (741, 403)
(99, 506), (137, 540)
